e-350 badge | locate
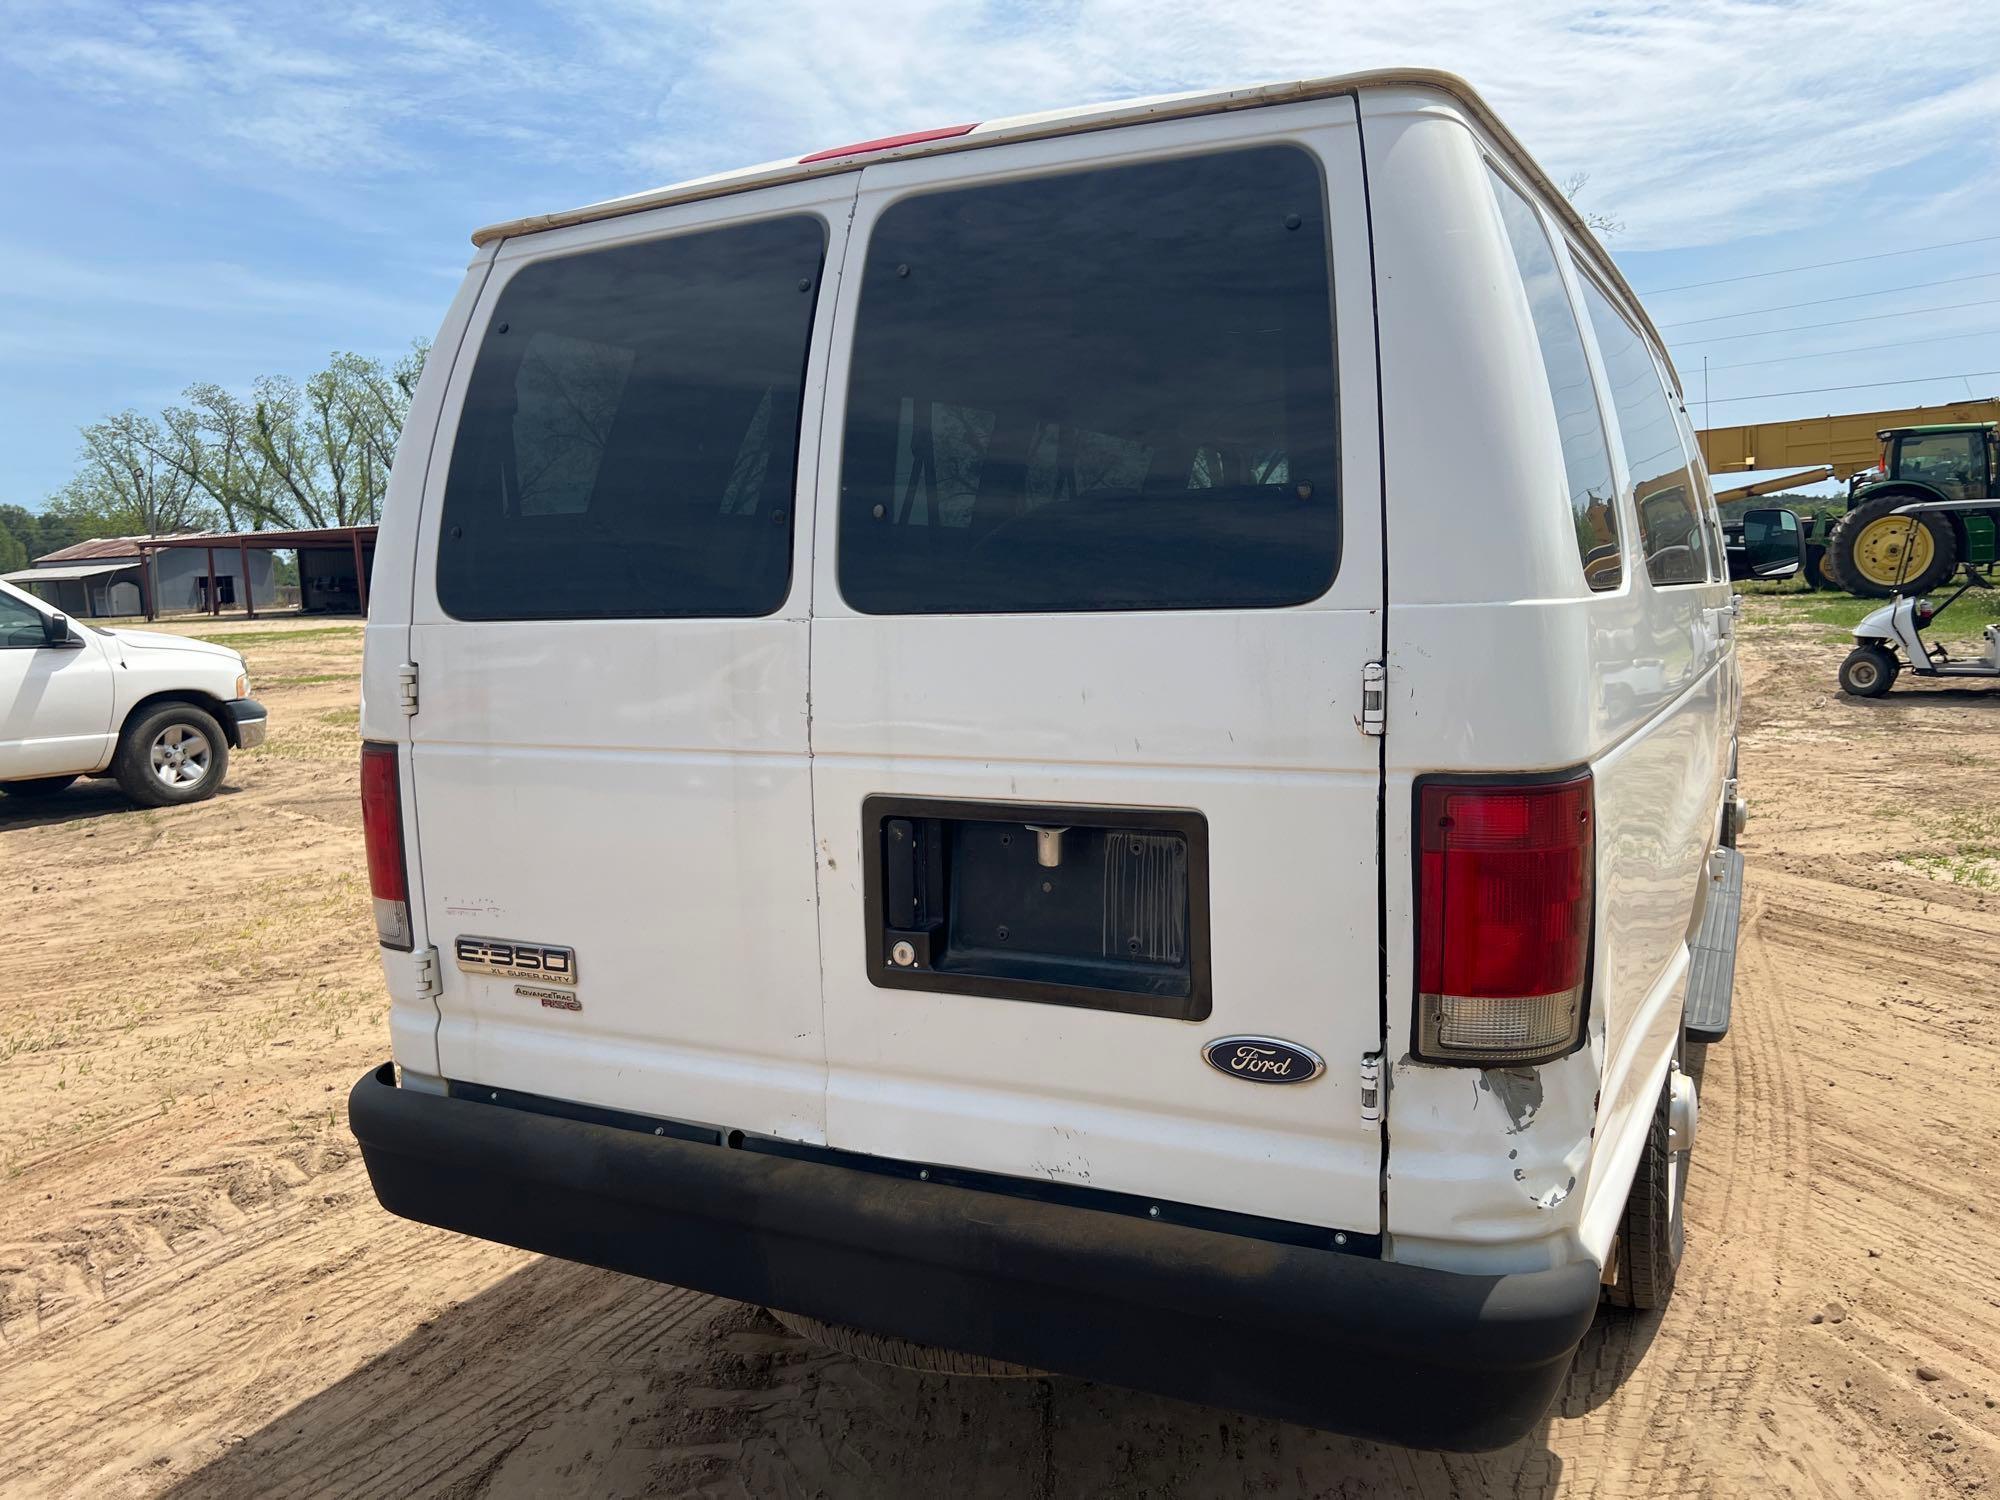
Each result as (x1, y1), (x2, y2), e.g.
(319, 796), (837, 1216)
(454, 935), (578, 986)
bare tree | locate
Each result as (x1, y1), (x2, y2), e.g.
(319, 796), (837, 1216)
(253, 347), (428, 527)
(44, 342), (429, 539)
(49, 411), (214, 537)
(149, 384), (280, 531)
(1559, 171), (1624, 238)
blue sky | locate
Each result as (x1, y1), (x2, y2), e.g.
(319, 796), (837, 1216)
(5, 0), (1998, 509)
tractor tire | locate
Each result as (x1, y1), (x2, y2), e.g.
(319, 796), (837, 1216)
(1801, 540), (1830, 591)
(1839, 645), (1899, 698)
(1827, 492), (1959, 597)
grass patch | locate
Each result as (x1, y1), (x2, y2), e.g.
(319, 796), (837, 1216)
(1902, 808), (2000, 890)
(317, 706), (359, 728)
(262, 672), (350, 688)
(1743, 587), (2000, 645)
(1748, 590), (2000, 629)
(210, 626), (364, 648)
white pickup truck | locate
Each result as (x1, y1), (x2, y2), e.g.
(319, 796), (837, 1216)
(0, 577), (266, 806)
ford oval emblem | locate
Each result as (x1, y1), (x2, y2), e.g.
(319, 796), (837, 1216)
(1202, 1036), (1325, 1085)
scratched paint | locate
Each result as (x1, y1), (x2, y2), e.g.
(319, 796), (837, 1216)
(1479, 1067), (1545, 1133)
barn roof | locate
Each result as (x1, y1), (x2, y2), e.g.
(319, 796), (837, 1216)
(33, 535), (154, 564)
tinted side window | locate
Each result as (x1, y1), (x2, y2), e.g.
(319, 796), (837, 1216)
(1486, 171), (1620, 591)
(437, 215), (826, 620)
(837, 146), (1338, 614)
(1896, 430), (1985, 500)
(1663, 382), (1725, 582)
(0, 589), (46, 648)
(1581, 279), (1707, 587)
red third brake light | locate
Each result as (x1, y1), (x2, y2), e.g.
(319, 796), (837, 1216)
(360, 742), (413, 951)
(1416, 773), (1593, 1065)
(799, 122), (978, 164)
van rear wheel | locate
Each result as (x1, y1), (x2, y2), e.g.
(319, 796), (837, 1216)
(1604, 1064), (1691, 1311)
(766, 1309), (1042, 1377)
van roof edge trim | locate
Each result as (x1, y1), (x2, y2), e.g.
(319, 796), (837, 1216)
(468, 68), (1672, 388)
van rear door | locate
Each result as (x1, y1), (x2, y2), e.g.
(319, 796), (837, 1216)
(404, 178), (853, 1140)
(806, 102), (1386, 1234)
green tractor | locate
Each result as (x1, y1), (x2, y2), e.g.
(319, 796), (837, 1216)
(1825, 423), (2000, 596)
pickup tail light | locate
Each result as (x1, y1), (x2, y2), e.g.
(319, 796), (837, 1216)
(1416, 774), (1593, 1065)
(360, 742), (413, 950)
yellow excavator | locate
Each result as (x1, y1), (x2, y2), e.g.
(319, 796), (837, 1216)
(1698, 400), (2000, 596)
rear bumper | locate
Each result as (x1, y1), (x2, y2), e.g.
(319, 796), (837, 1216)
(349, 1063), (1600, 1451)
(219, 697), (267, 750)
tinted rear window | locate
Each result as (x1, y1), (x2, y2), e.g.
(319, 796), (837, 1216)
(436, 215), (826, 620)
(836, 146), (1339, 614)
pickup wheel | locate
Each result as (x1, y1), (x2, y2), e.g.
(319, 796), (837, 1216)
(1, 775), (80, 798)
(113, 702), (229, 807)
(767, 1309), (1042, 1377)
(1604, 1064), (1690, 1311)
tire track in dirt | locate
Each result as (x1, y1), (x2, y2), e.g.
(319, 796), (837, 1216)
(7, 613), (2000, 1498)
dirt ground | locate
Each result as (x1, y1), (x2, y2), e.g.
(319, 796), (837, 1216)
(3, 603), (1997, 1499)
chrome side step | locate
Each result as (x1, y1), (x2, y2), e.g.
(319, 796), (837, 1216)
(1684, 847), (1742, 1045)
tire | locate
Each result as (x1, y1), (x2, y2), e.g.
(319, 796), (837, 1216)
(1801, 541), (1829, 591)
(113, 702), (230, 807)
(0, 774), (80, 798)
(1839, 645), (1899, 698)
(1827, 492), (1959, 597)
(766, 1309), (1043, 1377)
(1604, 1065), (1690, 1311)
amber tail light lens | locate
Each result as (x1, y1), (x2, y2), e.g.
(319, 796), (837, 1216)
(360, 742), (413, 951)
(1416, 774), (1593, 1065)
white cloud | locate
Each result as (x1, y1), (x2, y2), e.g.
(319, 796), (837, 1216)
(7, 0), (2000, 249)
(590, 0), (2000, 251)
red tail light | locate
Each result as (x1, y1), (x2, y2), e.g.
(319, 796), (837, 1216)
(1416, 773), (1593, 1065)
(360, 742), (413, 950)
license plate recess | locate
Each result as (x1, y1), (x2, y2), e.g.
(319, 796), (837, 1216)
(861, 796), (1211, 1021)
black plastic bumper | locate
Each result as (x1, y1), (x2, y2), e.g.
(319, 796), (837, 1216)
(219, 697), (267, 750)
(349, 1064), (1600, 1451)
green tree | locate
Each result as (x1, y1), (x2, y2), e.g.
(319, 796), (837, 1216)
(152, 383), (279, 531)
(0, 502), (87, 561)
(252, 343), (428, 528)
(37, 339), (431, 545)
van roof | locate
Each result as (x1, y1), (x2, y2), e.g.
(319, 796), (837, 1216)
(473, 68), (1670, 384)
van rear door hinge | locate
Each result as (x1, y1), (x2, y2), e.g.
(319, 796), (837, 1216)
(396, 661), (419, 716)
(1360, 1050), (1383, 1122)
(412, 945), (441, 999)
(1359, 662), (1386, 737)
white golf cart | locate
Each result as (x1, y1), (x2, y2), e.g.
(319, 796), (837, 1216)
(1839, 500), (2000, 697)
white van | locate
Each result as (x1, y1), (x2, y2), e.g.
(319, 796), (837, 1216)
(350, 70), (1751, 1450)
